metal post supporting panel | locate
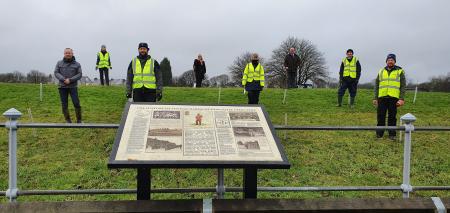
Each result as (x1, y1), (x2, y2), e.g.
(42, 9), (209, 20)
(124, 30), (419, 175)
(3, 108), (22, 202)
(216, 169), (225, 199)
(400, 113), (416, 198)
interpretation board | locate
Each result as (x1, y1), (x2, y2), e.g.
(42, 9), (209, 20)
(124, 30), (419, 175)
(108, 103), (290, 169)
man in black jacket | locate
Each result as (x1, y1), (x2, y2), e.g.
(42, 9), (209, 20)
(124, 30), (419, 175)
(284, 48), (301, 88)
(126, 42), (163, 102)
(54, 48), (83, 123)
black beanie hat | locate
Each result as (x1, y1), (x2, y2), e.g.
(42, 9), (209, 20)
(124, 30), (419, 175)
(346, 49), (354, 54)
(386, 53), (396, 62)
(138, 42), (149, 49)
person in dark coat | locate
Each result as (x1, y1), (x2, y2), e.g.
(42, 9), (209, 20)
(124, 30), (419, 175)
(284, 47), (301, 88)
(193, 54), (206, 87)
(54, 48), (83, 123)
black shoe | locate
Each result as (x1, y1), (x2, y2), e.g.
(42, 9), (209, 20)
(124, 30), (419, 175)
(389, 135), (396, 141)
(376, 134), (383, 139)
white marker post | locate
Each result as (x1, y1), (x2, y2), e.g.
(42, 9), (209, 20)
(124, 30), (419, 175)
(27, 108), (37, 137)
(413, 85), (418, 104)
(284, 113), (288, 140)
(39, 83), (43, 102)
(217, 87), (222, 104)
(282, 89), (287, 105)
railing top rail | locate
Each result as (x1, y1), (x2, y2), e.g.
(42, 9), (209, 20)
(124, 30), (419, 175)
(0, 122), (449, 131)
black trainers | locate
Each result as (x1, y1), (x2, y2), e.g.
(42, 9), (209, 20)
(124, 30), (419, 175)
(389, 135), (396, 141)
(376, 134), (383, 139)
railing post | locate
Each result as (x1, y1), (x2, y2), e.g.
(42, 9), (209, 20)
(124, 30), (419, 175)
(3, 108), (22, 202)
(400, 113), (416, 198)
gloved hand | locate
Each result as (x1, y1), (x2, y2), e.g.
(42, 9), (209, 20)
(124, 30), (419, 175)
(109, 67), (112, 69)
(156, 90), (162, 101)
(126, 92), (132, 98)
(95, 67), (98, 70)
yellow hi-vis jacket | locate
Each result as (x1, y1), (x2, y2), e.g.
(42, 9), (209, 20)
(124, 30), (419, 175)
(132, 57), (156, 89)
(378, 68), (404, 98)
(242, 63), (265, 87)
(342, 57), (358, 78)
(97, 52), (111, 69)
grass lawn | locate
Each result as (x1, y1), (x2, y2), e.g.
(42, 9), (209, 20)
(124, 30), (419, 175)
(0, 83), (449, 201)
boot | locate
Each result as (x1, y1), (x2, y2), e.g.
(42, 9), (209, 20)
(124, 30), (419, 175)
(62, 107), (72, 123)
(336, 95), (343, 107)
(350, 96), (355, 108)
(75, 107), (82, 123)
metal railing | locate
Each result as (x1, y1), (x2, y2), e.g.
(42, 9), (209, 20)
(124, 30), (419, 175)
(1, 108), (449, 202)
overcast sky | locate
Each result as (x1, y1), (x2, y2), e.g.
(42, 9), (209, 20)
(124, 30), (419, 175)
(1, 0), (449, 83)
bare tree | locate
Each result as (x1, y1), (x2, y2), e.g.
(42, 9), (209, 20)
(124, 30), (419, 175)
(228, 52), (265, 86)
(174, 70), (195, 87)
(266, 37), (328, 88)
(209, 74), (230, 87)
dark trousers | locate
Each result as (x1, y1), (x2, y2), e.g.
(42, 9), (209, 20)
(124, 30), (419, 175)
(195, 73), (204, 87)
(99, 68), (109, 86)
(338, 80), (358, 97)
(133, 87), (156, 102)
(287, 71), (297, 88)
(377, 97), (398, 137)
(59, 88), (81, 110)
(247, 90), (261, 104)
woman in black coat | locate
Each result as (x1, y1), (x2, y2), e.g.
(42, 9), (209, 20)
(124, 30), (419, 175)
(193, 54), (206, 87)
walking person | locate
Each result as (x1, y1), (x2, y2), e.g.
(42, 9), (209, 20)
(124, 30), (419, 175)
(337, 49), (361, 107)
(242, 53), (265, 104)
(193, 54), (206, 87)
(126, 42), (163, 102)
(54, 48), (83, 123)
(96, 45), (112, 86)
(373, 54), (406, 140)
(284, 47), (300, 88)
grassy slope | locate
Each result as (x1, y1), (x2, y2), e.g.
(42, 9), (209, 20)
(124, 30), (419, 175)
(0, 83), (449, 201)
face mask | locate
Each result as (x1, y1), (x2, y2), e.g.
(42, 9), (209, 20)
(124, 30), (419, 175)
(252, 60), (258, 64)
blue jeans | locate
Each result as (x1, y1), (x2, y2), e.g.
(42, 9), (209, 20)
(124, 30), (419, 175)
(58, 87), (81, 110)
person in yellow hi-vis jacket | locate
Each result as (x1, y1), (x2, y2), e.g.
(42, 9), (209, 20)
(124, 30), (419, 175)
(126, 42), (163, 102)
(242, 53), (265, 104)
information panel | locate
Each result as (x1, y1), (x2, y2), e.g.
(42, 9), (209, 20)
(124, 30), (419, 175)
(109, 103), (289, 168)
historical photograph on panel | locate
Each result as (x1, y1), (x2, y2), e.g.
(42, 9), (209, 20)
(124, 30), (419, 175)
(237, 139), (261, 150)
(184, 110), (214, 128)
(148, 128), (183, 136)
(229, 111), (260, 121)
(233, 127), (266, 137)
(235, 137), (273, 157)
(153, 110), (181, 119)
(145, 137), (182, 153)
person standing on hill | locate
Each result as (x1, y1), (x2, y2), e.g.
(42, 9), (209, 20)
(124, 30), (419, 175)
(126, 42), (163, 102)
(337, 49), (361, 108)
(96, 45), (112, 86)
(193, 54), (206, 87)
(373, 53), (406, 140)
(242, 53), (265, 104)
(54, 48), (83, 123)
(284, 47), (301, 88)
